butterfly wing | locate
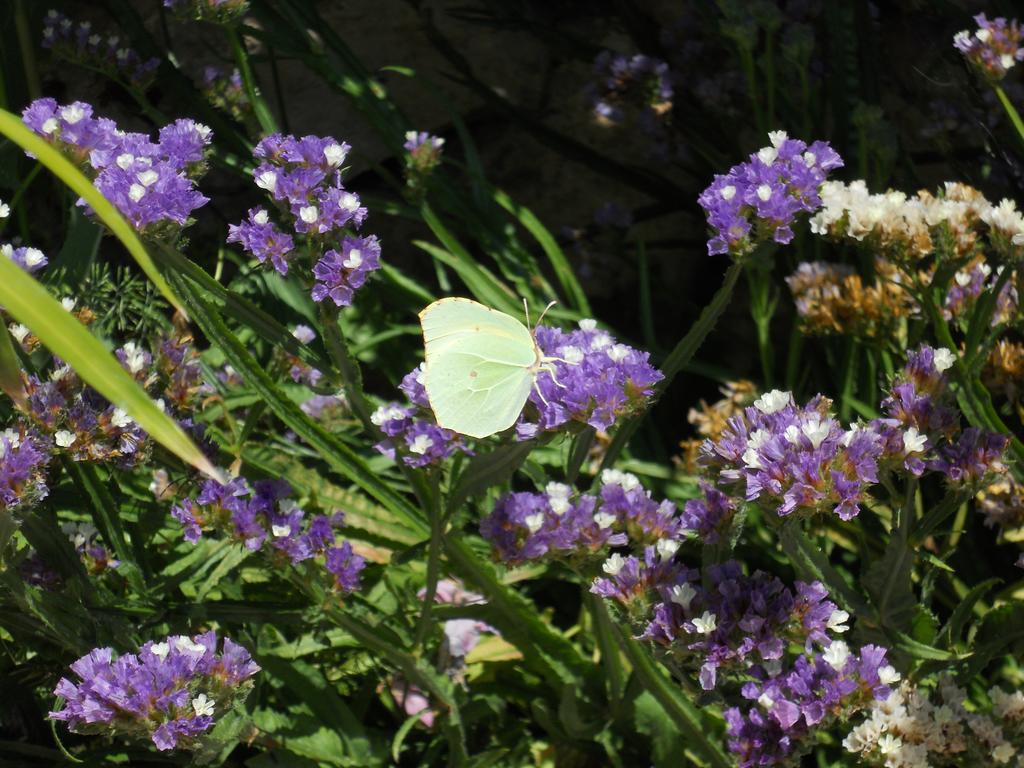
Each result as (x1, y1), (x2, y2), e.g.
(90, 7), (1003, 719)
(420, 298), (538, 438)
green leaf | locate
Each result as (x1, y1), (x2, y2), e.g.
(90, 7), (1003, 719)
(938, 578), (1000, 649)
(0, 256), (218, 477)
(0, 107), (185, 315)
(447, 441), (538, 514)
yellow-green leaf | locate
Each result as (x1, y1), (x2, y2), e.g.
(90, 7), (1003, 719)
(0, 256), (218, 478)
(0, 107), (185, 316)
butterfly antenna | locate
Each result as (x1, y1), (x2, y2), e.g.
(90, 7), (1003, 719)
(523, 298), (531, 329)
(536, 300), (557, 327)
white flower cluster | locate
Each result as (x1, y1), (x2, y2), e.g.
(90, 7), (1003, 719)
(810, 180), (1020, 258)
(844, 676), (1023, 767)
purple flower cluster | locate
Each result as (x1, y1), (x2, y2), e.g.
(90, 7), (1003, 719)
(49, 631), (259, 752)
(170, 477), (365, 593)
(61, 521), (120, 575)
(22, 99), (210, 234)
(481, 470), (686, 564)
(228, 133), (379, 306)
(678, 483), (737, 545)
(725, 645), (898, 767)
(200, 66), (250, 121)
(0, 428), (50, 512)
(589, 51), (674, 127)
(2, 242), (47, 274)
(638, 562), (849, 690)
(698, 131), (843, 256)
(944, 260), (1018, 323)
(42, 10), (160, 90)
(700, 390), (882, 521)
(954, 13), (1024, 81)
(516, 319), (662, 439)
(372, 364), (471, 468)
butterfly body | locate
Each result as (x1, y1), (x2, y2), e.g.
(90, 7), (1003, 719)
(419, 297), (544, 438)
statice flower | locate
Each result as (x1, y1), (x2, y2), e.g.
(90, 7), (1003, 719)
(49, 631), (259, 752)
(678, 483), (737, 544)
(0, 428), (50, 512)
(954, 14), (1024, 82)
(982, 198), (1024, 254)
(200, 66), (250, 121)
(42, 10), (160, 90)
(726, 644), (898, 767)
(930, 427), (1008, 487)
(419, 579), (496, 665)
(678, 380), (758, 473)
(311, 235), (381, 306)
(587, 50), (674, 156)
(286, 325), (323, 386)
(641, 562), (849, 690)
(700, 390), (882, 520)
(945, 259), (1017, 324)
(976, 475), (1024, 533)
(170, 477), (364, 593)
(481, 470), (683, 565)
(61, 521), (120, 575)
(845, 676), (1023, 767)
(404, 131), (445, 180)
(226, 207), (295, 274)
(372, 365), (471, 468)
(2, 242), (47, 274)
(591, 545), (692, 608)
(515, 319), (661, 438)
(698, 130), (843, 256)
(22, 99), (211, 235)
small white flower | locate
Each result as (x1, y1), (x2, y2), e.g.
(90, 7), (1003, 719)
(128, 183), (146, 202)
(60, 104), (86, 124)
(41, 117), (59, 135)
(933, 347), (956, 372)
(823, 640), (850, 670)
(22, 248), (45, 268)
(136, 169), (159, 187)
(61, 297), (77, 312)
(757, 146), (778, 166)
(977, 28), (992, 43)
(546, 482), (572, 515)
(757, 692), (774, 710)
(602, 554), (626, 576)
(0, 201), (9, 218)
(720, 184), (736, 201)
(742, 447), (763, 470)
(255, 170), (277, 192)
(271, 524), (291, 537)
(409, 434), (433, 455)
(253, 210), (270, 225)
(1001, 54), (1016, 71)
(578, 319), (597, 331)
(826, 608), (850, 633)
(191, 693), (215, 718)
(299, 205), (319, 224)
(768, 130), (789, 148)
(110, 408), (133, 429)
(55, 430), (76, 448)
(323, 143), (347, 167)
(175, 637), (207, 655)
(656, 538), (680, 559)
(195, 123), (212, 139)
(9, 324), (29, 343)
(149, 642), (170, 660)
(954, 270), (973, 287)
(607, 344), (630, 363)
(756, 184), (773, 202)
(339, 192), (360, 211)
(784, 424), (801, 445)
(691, 611), (717, 634)
(669, 583), (696, 609)
(877, 664), (901, 685)
(524, 512), (545, 533)
(753, 389), (791, 414)
(992, 743), (1016, 763)
(342, 248), (363, 269)
(902, 426), (927, 454)
(593, 512), (616, 529)
(600, 469), (640, 491)
(121, 342), (146, 373)
(803, 151), (817, 167)
(561, 346), (584, 364)
(878, 733), (902, 756)
(801, 416), (831, 449)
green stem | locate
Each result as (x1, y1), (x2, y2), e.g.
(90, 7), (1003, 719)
(413, 473), (443, 650)
(613, 625), (731, 768)
(994, 84), (1024, 152)
(226, 24), (279, 135)
(319, 302), (374, 434)
(744, 262), (775, 388)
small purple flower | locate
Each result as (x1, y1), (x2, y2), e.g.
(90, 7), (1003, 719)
(311, 235), (381, 306)
(42, 10), (161, 90)
(227, 207), (295, 274)
(325, 541), (365, 593)
(954, 14), (1024, 81)
(2, 243), (48, 274)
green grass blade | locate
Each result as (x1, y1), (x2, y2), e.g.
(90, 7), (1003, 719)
(0, 256), (218, 477)
(0, 107), (185, 315)
(492, 189), (590, 315)
(0, 325), (26, 408)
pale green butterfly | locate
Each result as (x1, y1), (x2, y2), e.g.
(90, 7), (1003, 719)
(419, 297), (559, 439)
